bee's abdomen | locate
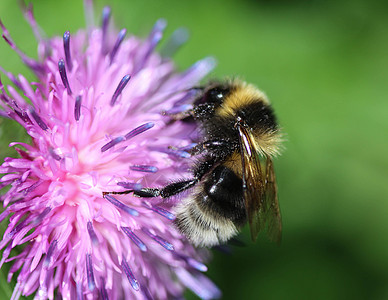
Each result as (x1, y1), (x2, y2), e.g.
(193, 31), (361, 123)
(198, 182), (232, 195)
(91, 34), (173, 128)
(201, 165), (246, 227)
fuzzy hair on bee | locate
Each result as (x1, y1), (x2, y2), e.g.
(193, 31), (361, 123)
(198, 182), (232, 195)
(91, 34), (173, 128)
(103, 79), (282, 247)
(172, 79), (283, 247)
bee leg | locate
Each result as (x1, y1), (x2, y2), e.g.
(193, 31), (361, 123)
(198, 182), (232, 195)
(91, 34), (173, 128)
(102, 188), (159, 199)
(102, 157), (216, 199)
(162, 108), (194, 121)
(158, 179), (198, 198)
(134, 157), (218, 198)
(127, 179), (198, 198)
(102, 190), (133, 197)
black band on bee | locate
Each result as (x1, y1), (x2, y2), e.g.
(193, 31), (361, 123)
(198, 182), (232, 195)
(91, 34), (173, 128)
(237, 102), (278, 131)
(201, 165), (246, 226)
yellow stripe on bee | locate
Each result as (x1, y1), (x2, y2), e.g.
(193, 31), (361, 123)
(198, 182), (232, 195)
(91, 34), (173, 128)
(216, 81), (270, 118)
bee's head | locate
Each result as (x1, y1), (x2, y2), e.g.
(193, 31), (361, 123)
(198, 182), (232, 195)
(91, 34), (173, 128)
(193, 83), (232, 107)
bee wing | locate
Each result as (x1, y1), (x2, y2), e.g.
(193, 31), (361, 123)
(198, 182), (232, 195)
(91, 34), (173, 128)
(263, 156), (282, 244)
(237, 124), (282, 243)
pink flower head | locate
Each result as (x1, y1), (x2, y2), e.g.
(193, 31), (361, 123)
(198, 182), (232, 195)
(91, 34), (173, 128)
(0, 3), (220, 300)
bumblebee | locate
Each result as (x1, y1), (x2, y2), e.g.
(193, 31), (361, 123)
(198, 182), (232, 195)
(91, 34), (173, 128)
(174, 79), (282, 247)
(105, 79), (282, 247)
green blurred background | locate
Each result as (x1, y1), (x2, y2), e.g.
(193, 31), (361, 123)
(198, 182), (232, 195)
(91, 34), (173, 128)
(0, 0), (387, 299)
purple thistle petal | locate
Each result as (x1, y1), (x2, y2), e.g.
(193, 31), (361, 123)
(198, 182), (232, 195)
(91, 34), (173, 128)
(140, 283), (154, 300)
(117, 181), (142, 190)
(142, 202), (175, 221)
(99, 277), (109, 300)
(0, 209), (9, 224)
(28, 107), (48, 131)
(31, 207), (51, 225)
(58, 59), (72, 95)
(76, 282), (83, 300)
(87, 221), (99, 245)
(10, 282), (22, 300)
(19, 180), (42, 195)
(142, 228), (174, 251)
(21, 3), (51, 60)
(101, 6), (111, 55)
(174, 88), (201, 106)
(149, 146), (191, 158)
(8, 216), (30, 238)
(43, 240), (57, 267)
(110, 28), (127, 64)
(0, 20), (44, 75)
(163, 104), (193, 115)
(101, 136), (125, 152)
(63, 31), (73, 71)
(110, 74), (131, 106)
(186, 258), (208, 272)
(174, 252), (208, 272)
(182, 56), (217, 85)
(83, 0), (94, 30)
(49, 148), (62, 161)
(161, 27), (189, 58)
(0, 244), (12, 269)
(13, 105), (31, 124)
(133, 19), (166, 74)
(104, 194), (139, 216)
(74, 95), (82, 121)
(1, 32), (13, 48)
(0, 110), (10, 118)
(21, 2), (52, 58)
(177, 268), (221, 300)
(121, 258), (139, 291)
(130, 165), (158, 173)
(124, 122), (154, 140)
(179, 143), (198, 152)
(121, 227), (147, 252)
(86, 254), (96, 291)
(0, 66), (23, 90)
(22, 3), (45, 43)
(146, 28), (163, 57)
(150, 19), (167, 37)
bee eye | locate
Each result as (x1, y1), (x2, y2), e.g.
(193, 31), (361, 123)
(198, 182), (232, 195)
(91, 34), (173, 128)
(205, 86), (230, 105)
(209, 88), (224, 100)
(194, 85), (231, 106)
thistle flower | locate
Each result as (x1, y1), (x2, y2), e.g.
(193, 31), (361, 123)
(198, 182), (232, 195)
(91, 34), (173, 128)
(0, 3), (220, 299)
